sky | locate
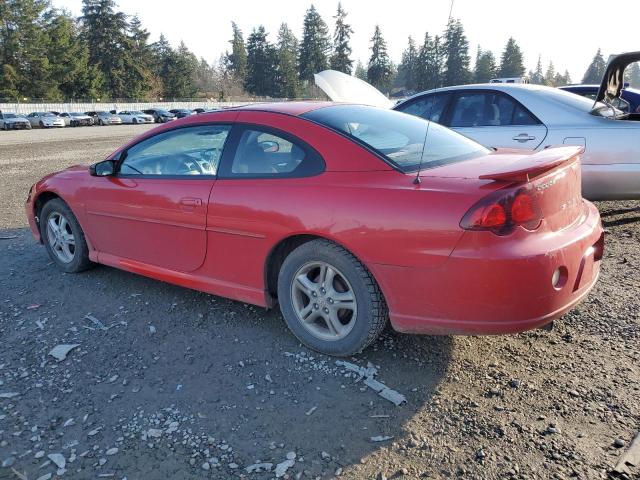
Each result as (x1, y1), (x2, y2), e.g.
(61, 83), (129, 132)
(51, 0), (639, 82)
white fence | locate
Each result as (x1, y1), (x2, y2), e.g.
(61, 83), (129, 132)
(0, 100), (270, 115)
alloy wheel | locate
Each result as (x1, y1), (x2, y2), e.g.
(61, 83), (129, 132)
(45, 212), (76, 263)
(290, 261), (357, 341)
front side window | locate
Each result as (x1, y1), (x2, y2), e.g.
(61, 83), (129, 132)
(395, 93), (450, 123)
(449, 92), (539, 127)
(303, 105), (489, 172)
(120, 125), (231, 176)
(227, 128), (321, 177)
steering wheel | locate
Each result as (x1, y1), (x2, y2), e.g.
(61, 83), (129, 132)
(167, 154), (204, 175)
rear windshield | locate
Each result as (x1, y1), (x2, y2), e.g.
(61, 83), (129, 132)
(303, 105), (489, 172)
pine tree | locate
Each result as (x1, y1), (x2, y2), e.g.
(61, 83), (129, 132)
(367, 25), (392, 92)
(0, 0), (56, 99)
(397, 36), (419, 91)
(354, 60), (367, 80)
(329, 3), (353, 74)
(582, 49), (606, 84)
(498, 37), (525, 78)
(416, 32), (443, 91)
(81, 0), (140, 98)
(275, 23), (300, 98)
(442, 18), (470, 86)
(474, 47), (497, 83)
(44, 10), (104, 99)
(298, 5), (330, 82)
(245, 26), (277, 96)
(544, 61), (556, 86)
(527, 55), (543, 84)
(226, 22), (248, 83)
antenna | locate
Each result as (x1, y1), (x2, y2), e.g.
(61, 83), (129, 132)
(413, 0), (454, 186)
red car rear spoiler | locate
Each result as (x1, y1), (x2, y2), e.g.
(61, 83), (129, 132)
(479, 146), (583, 183)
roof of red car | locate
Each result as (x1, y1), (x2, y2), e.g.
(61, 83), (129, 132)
(228, 101), (335, 116)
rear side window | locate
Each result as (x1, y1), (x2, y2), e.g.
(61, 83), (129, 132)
(450, 91), (540, 127)
(395, 93), (450, 123)
(224, 127), (323, 178)
(303, 105), (489, 172)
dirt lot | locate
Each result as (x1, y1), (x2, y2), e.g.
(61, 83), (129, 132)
(0, 126), (638, 480)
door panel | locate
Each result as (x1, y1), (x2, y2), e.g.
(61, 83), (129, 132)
(84, 178), (214, 272)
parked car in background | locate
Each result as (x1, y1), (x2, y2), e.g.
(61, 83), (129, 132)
(27, 112), (65, 128)
(169, 108), (194, 119)
(115, 110), (154, 124)
(559, 84), (640, 113)
(86, 111), (122, 126)
(59, 112), (94, 127)
(391, 83), (640, 200)
(142, 108), (175, 123)
(490, 77), (530, 84)
(0, 111), (32, 130)
(25, 103), (603, 356)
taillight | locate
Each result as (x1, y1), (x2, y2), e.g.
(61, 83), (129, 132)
(460, 187), (542, 235)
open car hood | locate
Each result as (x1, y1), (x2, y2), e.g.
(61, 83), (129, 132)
(595, 51), (640, 105)
(314, 70), (393, 108)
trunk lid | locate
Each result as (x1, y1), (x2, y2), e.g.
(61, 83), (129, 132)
(425, 146), (585, 233)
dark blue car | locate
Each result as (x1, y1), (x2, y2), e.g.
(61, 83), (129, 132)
(559, 84), (640, 113)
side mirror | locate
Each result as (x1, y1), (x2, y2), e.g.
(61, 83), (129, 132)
(90, 160), (116, 177)
(259, 140), (279, 153)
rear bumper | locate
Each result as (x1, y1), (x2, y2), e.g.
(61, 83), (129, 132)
(582, 163), (640, 200)
(373, 201), (603, 335)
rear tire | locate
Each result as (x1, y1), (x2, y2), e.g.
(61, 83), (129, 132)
(40, 199), (93, 273)
(277, 239), (388, 356)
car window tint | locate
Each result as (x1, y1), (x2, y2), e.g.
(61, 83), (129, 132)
(396, 94), (449, 123)
(512, 105), (539, 125)
(120, 125), (231, 176)
(451, 92), (538, 127)
(230, 129), (305, 175)
(450, 93), (486, 127)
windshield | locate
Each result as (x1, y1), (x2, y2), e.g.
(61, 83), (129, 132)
(303, 105), (489, 172)
(130, 111), (143, 115)
(3, 113), (17, 118)
(70, 112), (84, 116)
(42, 112), (55, 117)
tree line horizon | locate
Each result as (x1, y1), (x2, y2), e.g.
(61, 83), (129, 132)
(1, 0), (638, 102)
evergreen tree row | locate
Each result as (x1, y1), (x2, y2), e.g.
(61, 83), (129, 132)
(1, 1), (639, 101)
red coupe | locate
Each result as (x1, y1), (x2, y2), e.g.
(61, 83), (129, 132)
(26, 103), (604, 356)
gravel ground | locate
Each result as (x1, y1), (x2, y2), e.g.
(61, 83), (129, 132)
(0, 127), (638, 480)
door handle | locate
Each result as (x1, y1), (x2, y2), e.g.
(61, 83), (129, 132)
(513, 133), (536, 142)
(179, 197), (202, 207)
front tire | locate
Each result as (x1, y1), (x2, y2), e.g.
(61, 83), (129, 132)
(277, 239), (388, 356)
(40, 199), (93, 273)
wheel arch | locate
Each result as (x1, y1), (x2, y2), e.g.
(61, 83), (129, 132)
(263, 233), (387, 308)
(34, 191), (64, 225)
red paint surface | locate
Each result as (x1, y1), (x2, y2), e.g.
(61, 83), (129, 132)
(25, 103), (603, 335)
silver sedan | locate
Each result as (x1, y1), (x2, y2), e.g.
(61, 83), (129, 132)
(392, 84), (639, 200)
